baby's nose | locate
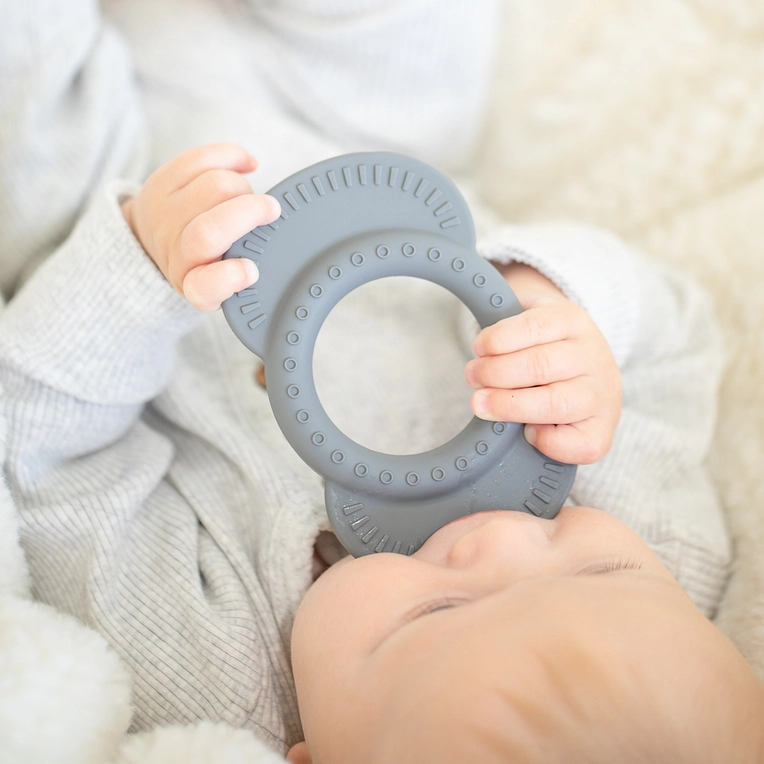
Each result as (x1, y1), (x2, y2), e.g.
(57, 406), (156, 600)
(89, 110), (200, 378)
(444, 511), (557, 584)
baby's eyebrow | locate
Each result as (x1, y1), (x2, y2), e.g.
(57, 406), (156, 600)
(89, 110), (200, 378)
(577, 560), (644, 576)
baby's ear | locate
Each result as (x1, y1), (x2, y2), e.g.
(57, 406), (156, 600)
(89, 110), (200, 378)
(286, 741), (312, 764)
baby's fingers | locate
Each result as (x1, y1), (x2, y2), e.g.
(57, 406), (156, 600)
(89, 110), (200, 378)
(173, 193), (280, 284)
(156, 143), (258, 193)
(471, 377), (596, 426)
(182, 259), (258, 312)
(466, 340), (581, 390)
(474, 300), (586, 357)
(524, 419), (614, 465)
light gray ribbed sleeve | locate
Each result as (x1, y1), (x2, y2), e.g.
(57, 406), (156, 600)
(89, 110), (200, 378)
(0, 185), (302, 751)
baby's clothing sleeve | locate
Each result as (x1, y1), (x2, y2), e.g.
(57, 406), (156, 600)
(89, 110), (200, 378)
(0, 0), (147, 300)
(0, 183), (201, 476)
(469, 220), (730, 617)
(475, 221), (639, 368)
(0, 185), (306, 749)
(238, 0), (500, 173)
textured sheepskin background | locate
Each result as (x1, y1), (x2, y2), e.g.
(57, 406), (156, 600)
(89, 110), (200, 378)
(475, 0), (764, 674)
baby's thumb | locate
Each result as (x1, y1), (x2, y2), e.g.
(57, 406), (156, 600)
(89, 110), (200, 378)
(182, 259), (259, 312)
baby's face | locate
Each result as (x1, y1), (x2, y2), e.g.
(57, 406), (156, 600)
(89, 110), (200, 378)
(290, 507), (764, 763)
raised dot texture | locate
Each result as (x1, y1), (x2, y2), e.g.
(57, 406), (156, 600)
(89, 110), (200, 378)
(295, 306), (309, 320)
(406, 472), (420, 486)
(331, 450), (345, 464)
(311, 432), (325, 446)
(328, 266), (342, 280)
(380, 470), (393, 485)
(287, 331), (300, 345)
(493, 423), (506, 435)
(473, 274), (487, 287)
(455, 457), (469, 471)
(452, 258), (465, 272)
(376, 245), (389, 258)
(431, 467), (445, 481)
(476, 441), (490, 455)
(354, 463), (368, 477)
(296, 410), (310, 423)
(287, 385), (300, 398)
(310, 285), (323, 298)
(402, 243), (416, 257)
(351, 252), (365, 266)
(283, 358), (297, 372)
(490, 294), (505, 307)
(428, 248), (442, 261)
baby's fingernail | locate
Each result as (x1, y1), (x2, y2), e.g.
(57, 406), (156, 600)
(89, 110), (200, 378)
(472, 390), (490, 418)
(525, 425), (537, 446)
(243, 259), (259, 284)
(465, 361), (478, 388)
(265, 194), (281, 217)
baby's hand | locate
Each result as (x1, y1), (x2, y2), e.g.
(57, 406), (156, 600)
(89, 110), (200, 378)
(465, 263), (621, 465)
(121, 143), (281, 311)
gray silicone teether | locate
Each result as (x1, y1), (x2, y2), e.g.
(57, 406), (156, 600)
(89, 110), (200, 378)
(223, 152), (576, 557)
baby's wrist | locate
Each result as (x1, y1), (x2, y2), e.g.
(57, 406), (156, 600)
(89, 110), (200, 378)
(494, 261), (566, 303)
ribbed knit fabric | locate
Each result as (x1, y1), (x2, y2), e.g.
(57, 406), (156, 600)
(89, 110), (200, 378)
(0, 0), (730, 755)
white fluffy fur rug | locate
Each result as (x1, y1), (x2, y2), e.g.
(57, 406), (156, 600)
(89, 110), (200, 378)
(474, 0), (764, 676)
(2, 1), (763, 761)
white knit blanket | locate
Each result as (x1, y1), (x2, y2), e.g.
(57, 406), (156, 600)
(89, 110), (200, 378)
(1, 1), (763, 761)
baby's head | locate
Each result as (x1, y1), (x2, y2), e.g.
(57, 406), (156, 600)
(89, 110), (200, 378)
(288, 507), (764, 763)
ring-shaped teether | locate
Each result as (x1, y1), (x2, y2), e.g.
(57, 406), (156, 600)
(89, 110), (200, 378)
(223, 152), (576, 557)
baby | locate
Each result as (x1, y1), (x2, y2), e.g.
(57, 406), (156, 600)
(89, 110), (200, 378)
(115, 144), (763, 761)
(290, 508), (764, 763)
